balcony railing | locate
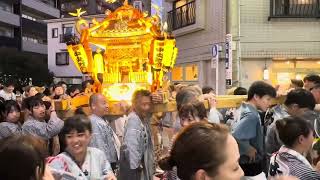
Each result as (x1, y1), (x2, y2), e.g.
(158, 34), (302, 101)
(269, 0), (320, 19)
(0, 36), (20, 48)
(22, 18), (47, 39)
(22, 40), (47, 54)
(60, 34), (67, 43)
(167, 0), (196, 31)
(61, 1), (88, 12)
(36, 0), (58, 8)
(59, 34), (78, 44)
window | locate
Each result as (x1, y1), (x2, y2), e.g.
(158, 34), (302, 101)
(270, 0), (319, 18)
(0, 1), (12, 13)
(61, 25), (74, 43)
(61, 2), (82, 13)
(296, 0), (314, 4)
(81, 0), (88, 5)
(63, 26), (73, 35)
(0, 26), (13, 37)
(52, 28), (58, 38)
(185, 64), (198, 81)
(175, 0), (193, 8)
(56, 52), (69, 66)
(133, 1), (143, 11)
(42, 0), (58, 8)
(97, 4), (102, 11)
(172, 66), (183, 81)
(271, 60), (320, 86)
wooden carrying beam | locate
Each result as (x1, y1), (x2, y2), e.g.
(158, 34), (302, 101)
(55, 95), (286, 116)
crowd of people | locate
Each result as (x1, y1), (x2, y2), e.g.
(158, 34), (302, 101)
(0, 74), (320, 180)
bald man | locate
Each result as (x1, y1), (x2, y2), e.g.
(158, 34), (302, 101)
(88, 93), (120, 172)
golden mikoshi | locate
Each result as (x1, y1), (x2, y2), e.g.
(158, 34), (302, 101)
(66, 0), (178, 101)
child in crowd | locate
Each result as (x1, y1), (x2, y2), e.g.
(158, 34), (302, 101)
(22, 96), (64, 141)
(0, 100), (22, 139)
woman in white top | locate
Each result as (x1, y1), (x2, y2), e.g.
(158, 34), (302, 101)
(0, 82), (16, 101)
(48, 114), (116, 180)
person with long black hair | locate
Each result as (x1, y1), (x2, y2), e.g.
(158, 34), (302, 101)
(0, 100), (22, 139)
(159, 122), (244, 180)
(269, 117), (320, 179)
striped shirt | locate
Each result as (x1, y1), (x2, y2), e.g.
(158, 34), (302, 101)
(120, 112), (154, 180)
(89, 114), (119, 163)
(22, 112), (64, 140)
(269, 146), (320, 180)
(164, 136), (180, 180)
(0, 122), (22, 139)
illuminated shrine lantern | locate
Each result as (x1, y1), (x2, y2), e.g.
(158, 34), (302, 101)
(67, 1), (178, 101)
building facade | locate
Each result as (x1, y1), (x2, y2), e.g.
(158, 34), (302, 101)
(0, 0), (60, 86)
(164, 0), (227, 94)
(60, 0), (123, 18)
(0, 0), (60, 54)
(46, 15), (107, 84)
(230, 0), (320, 89)
(60, 0), (151, 18)
(49, 0), (123, 84)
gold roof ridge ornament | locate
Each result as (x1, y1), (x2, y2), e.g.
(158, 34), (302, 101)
(66, 2), (178, 102)
(105, 0), (117, 3)
(69, 8), (86, 18)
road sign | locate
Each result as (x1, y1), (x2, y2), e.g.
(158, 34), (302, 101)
(225, 34), (232, 86)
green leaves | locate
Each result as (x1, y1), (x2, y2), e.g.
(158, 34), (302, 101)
(0, 48), (54, 87)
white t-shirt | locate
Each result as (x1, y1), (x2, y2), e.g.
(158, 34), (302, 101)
(208, 108), (222, 124)
(0, 89), (16, 101)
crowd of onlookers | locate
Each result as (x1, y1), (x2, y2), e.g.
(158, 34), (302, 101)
(0, 74), (320, 180)
(0, 79), (96, 102)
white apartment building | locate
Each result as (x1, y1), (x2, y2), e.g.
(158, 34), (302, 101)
(46, 16), (102, 85)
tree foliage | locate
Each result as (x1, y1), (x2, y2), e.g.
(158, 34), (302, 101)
(0, 48), (54, 87)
